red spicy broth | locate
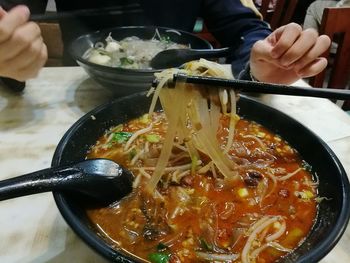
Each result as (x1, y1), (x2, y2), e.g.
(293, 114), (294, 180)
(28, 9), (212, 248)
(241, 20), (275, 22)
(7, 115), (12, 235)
(86, 112), (318, 263)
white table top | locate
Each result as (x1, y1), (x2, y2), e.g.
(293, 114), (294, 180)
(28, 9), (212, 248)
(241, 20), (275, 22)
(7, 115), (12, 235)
(0, 67), (350, 263)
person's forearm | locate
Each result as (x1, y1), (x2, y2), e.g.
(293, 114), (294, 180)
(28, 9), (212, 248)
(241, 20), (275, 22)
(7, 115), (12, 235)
(202, 0), (271, 77)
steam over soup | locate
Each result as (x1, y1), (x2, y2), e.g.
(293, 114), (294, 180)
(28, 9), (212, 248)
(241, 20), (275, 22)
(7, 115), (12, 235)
(85, 30), (189, 69)
(86, 60), (318, 263)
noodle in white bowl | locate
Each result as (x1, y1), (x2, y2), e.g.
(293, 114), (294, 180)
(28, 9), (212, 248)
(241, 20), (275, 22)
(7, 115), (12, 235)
(84, 30), (189, 70)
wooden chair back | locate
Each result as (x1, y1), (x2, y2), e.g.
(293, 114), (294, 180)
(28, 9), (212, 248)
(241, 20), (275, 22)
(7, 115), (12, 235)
(38, 22), (64, 66)
(259, 0), (272, 19)
(309, 7), (350, 110)
(260, 0), (299, 30)
(194, 18), (221, 48)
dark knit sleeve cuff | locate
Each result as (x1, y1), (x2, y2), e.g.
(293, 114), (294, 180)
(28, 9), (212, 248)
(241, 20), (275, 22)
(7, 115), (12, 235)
(237, 63), (258, 81)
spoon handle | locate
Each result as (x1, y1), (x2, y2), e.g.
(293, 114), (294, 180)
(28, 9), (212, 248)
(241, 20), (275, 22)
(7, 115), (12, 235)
(0, 166), (82, 201)
(150, 47), (234, 69)
(183, 47), (232, 60)
(178, 47), (231, 62)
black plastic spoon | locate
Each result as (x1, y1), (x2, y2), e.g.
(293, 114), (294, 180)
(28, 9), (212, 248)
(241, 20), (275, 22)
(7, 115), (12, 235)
(150, 47), (232, 69)
(0, 159), (133, 204)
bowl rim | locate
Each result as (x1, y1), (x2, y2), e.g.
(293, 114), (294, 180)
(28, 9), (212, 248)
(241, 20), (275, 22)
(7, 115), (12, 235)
(52, 93), (350, 263)
(68, 25), (213, 73)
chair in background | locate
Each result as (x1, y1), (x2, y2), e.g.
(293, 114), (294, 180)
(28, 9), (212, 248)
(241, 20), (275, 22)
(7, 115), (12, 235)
(308, 7), (350, 110)
(193, 18), (221, 48)
(197, 0), (299, 47)
(38, 22), (64, 66)
(259, 0), (299, 30)
(259, 0), (274, 21)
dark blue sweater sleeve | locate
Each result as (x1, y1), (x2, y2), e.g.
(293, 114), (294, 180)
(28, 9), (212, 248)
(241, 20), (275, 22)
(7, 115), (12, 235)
(201, 0), (272, 77)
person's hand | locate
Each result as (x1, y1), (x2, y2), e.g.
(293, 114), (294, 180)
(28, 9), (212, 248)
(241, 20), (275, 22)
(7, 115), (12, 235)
(0, 5), (47, 81)
(249, 23), (331, 84)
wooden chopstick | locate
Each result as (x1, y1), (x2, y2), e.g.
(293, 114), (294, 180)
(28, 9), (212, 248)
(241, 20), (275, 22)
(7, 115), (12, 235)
(30, 3), (143, 21)
(173, 73), (350, 100)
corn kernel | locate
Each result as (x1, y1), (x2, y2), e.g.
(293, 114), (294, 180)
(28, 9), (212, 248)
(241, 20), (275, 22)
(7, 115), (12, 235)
(257, 132), (266, 138)
(274, 136), (281, 142)
(304, 190), (314, 199)
(284, 145), (291, 151)
(295, 190), (314, 199)
(238, 188), (249, 198)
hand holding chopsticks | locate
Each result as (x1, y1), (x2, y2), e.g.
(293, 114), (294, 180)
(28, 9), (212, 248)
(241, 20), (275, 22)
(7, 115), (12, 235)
(1, 3), (144, 91)
(0, 6), (47, 90)
(170, 73), (350, 100)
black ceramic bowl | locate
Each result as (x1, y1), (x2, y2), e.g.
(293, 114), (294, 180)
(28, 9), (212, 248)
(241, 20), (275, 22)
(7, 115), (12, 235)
(52, 93), (350, 263)
(69, 26), (212, 96)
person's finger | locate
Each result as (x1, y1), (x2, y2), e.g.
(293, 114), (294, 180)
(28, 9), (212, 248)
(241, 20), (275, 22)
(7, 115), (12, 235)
(0, 5), (30, 42)
(0, 21), (41, 61)
(0, 6), (7, 17)
(296, 57), (328, 78)
(251, 39), (272, 59)
(278, 28), (319, 67)
(270, 23), (302, 59)
(251, 39), (290, 69)
(16, 44), (48, 80)
(5, 36), (44, 69)
(292, 35), (331, 72)
(1, 37), (47, 81)
(265, 26), (283, 46)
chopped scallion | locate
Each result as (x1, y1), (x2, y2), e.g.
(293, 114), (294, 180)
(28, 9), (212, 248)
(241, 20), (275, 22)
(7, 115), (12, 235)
(112, 131), (133, 144)
(145, 134), (160, 143)
(120, 57), (134, 65)
(191, 155), (198, 175)
(139, 113), (150, 124)
(199, 237), (213, 251)
(148, 252), (170, 263)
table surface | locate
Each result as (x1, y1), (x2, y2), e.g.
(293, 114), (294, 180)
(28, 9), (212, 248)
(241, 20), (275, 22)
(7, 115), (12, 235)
(1, 67), (350, 263)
